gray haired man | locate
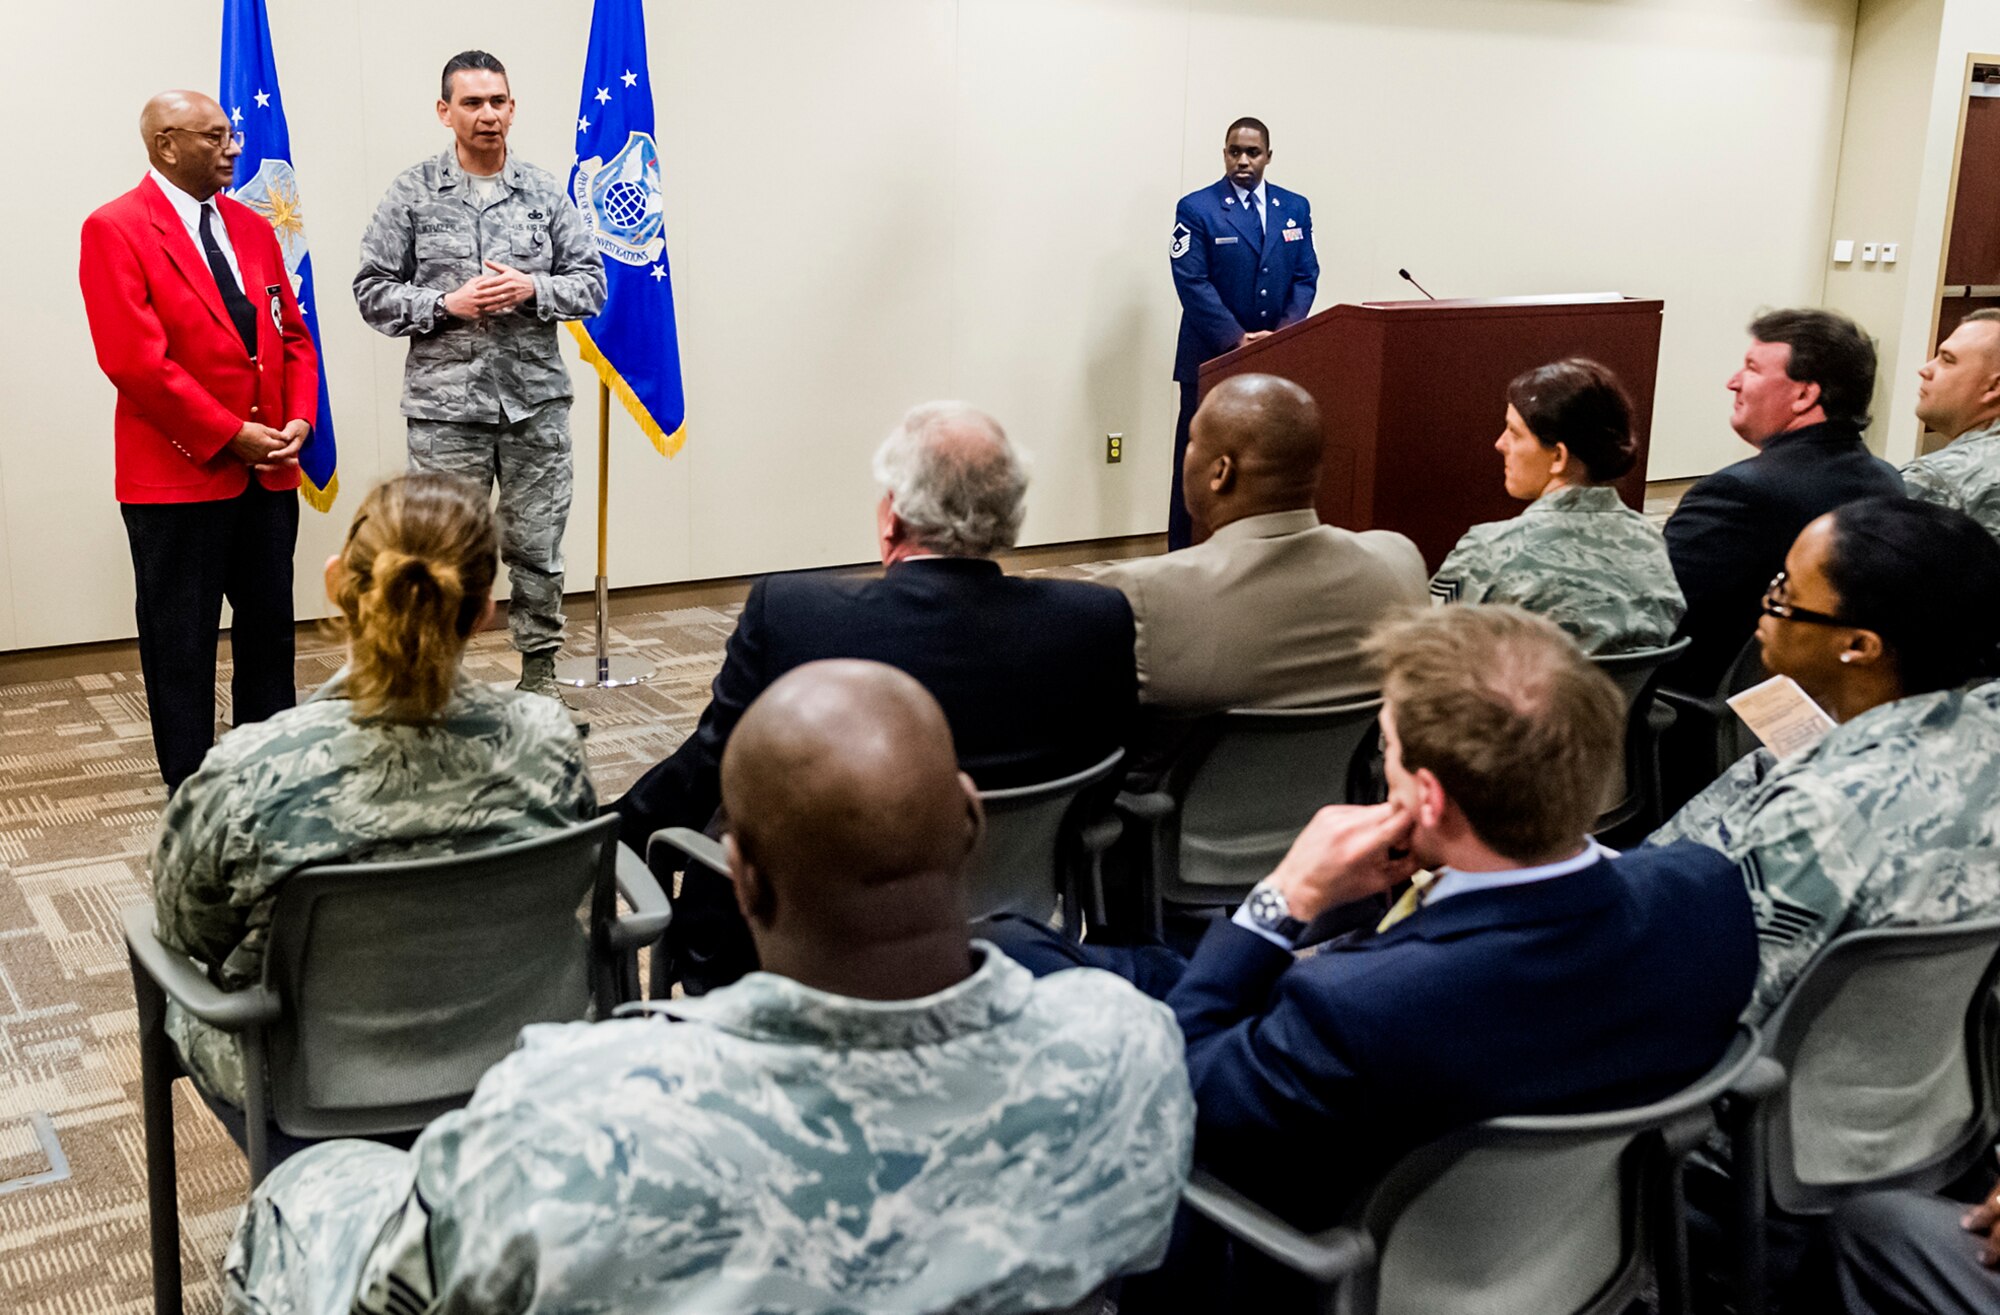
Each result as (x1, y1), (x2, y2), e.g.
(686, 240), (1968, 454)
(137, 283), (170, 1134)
(353, 50), (606, 698)
(611, 401), (1138, 993)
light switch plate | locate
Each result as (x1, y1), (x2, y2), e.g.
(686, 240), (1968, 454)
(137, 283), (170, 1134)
(1862, 243), (1879, 263)
(1833, 239), (1855, 263)
(1882, 243), (1899, 265)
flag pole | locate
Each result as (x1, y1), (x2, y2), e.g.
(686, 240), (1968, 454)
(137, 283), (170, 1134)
(556, 380), (654, 689)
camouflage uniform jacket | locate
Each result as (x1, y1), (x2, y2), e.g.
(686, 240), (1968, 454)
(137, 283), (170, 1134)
(1430, 484), (1686, 655)
(1902, 415), (2000, 543)
(354, 149), (606, 423)
(151, 670), (596, 1104)
(1649, 680), (2000, 1023)
(224, 947), (1194, 1315)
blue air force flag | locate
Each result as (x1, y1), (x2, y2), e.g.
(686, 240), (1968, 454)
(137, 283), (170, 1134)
(570, 0), (687, 456)
(221, 0), (337, 509)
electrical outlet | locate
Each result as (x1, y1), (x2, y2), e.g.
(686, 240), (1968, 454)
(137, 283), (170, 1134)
(1106, 432), (1123, 464)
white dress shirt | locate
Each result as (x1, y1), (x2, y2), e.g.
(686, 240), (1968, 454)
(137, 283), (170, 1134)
(149, 167), (243, 288)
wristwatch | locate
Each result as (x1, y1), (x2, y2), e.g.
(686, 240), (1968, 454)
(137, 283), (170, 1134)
(1243, 879), (1307, 944)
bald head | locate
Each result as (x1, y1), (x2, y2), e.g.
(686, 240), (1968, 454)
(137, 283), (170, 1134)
(1182, 373), (1324, 533)
(141, 90), (239, 200)
(721, 660), (977, 951)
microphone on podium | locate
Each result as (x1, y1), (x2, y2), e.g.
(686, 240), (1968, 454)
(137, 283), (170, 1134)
(1398, 268), (1439, 300)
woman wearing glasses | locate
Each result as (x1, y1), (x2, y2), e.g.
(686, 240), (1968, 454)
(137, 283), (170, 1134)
(1650, 495), (2000, 1023)
(1428, 358), (1684, 655)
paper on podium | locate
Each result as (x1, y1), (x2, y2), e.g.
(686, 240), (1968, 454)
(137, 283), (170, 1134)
(1727, 675), (1836, 758)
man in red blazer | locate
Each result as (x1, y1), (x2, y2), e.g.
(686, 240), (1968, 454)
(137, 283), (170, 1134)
(80, 90), (318, 791)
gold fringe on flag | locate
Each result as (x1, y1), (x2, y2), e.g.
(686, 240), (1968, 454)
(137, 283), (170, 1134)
(299, 468), (339, 513)
(566, 322), (686, 458)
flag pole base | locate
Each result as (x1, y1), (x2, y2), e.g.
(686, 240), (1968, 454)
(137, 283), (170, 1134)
(554, 574), (654, 688)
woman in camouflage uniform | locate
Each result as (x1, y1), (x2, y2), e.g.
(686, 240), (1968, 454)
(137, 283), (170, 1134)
(149, 473), (596, 1132)
(1430, 358), (1685, 655)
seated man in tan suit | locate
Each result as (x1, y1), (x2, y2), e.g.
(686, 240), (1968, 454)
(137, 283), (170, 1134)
(1104, 373), (1426, 745)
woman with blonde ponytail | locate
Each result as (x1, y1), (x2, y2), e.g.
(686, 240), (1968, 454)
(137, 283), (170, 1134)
(148, 474), (596, 1150)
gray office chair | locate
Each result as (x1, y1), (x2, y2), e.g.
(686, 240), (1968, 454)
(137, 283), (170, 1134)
(1656, 637), (1767, 783)
(124, 814), (671, 1315)
(965, 748), (1124, 925)
(1183, 1025), (1762, 1315)
(1590, 636), (1691, 838)
(1117, 697), (1383, 936)
(1719, 916), (2000, 1315)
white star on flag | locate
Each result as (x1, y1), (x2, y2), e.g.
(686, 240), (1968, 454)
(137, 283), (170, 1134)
(650, 264), (666, 282)
(621, 70), (638, 87)
(230, 105), (243, 124)
(254, 89), (270, 108)
(595, 86), (611, 104)
(578, 115), (591, 132)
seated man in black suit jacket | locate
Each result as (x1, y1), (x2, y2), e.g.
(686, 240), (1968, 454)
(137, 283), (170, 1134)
(1663, 307), (1904, 694)
(985, 605), (1757, 1305)
(613, 401), (1137, 991)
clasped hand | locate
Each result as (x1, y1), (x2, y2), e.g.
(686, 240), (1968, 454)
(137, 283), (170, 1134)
(1265, 802), (1420, 923)
(443, 261), (537, 319)
(227, 419), (308, 473)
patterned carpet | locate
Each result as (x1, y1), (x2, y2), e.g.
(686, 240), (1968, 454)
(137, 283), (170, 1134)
(0, 561), (1115, 1315)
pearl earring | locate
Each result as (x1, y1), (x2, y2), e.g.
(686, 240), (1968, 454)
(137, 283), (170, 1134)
(1839, 653), (1855, 664)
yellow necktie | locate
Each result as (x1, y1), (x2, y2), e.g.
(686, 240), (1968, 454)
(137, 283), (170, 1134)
(1376, 869), (1441, 933)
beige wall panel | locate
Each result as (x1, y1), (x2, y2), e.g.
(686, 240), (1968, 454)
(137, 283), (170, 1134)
(672, 0), (958, 579)
(950, 0), (1189, 546)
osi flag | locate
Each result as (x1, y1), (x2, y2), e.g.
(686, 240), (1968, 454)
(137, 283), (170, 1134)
(220, 0), (338, 508)
(568, 0), (688, 455)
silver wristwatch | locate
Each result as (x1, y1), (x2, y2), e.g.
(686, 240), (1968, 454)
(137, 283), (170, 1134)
(1243, 879), (1307, 943)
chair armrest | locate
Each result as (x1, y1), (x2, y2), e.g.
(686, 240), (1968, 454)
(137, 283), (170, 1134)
(610, 843), (673, 950)
(1182, 1167), (1377, 1285)
(654, 827), (729, 878)
(120, 903), (280, 1031)
(1078, 813), (1123, 856)
(1114, 790), (1176, 823)
(1726, 1056), (1787, 1107)
(1646, 699), (1678, 736)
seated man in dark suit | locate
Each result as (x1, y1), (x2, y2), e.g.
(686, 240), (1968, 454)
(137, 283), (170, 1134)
(985, 604), (1758, 1290)
(1663, 307), (1904, 694)
(613, 400), (1137, 991)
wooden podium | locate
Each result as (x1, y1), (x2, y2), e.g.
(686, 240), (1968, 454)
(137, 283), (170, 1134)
(1196, 293), (1664, 570)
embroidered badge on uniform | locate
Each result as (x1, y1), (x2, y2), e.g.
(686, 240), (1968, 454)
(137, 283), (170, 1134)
(1170, 222), (1192, 259)
(265, 285), (282, 333)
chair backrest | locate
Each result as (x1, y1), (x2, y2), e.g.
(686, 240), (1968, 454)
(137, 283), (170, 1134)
(259, 814), (622, 1139)
(1159, 698), (1383, 904)
(1590, 637), (1690, 834)
(965, 749), (1124, 920)
(1758, 916), (2000, 1213)
(1348, 1027), (1758, 1315)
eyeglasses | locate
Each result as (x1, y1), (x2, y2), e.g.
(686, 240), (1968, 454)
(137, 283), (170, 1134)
(1760, 570), (1851, 627)
(164, 126), (245, 151)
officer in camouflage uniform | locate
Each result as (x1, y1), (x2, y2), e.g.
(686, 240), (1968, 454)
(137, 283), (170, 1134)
(224, 660), (1194, 1315)
(1430, 483), (1686, 656)
(1650, 681), (2000, 1025)
(1904, 309), (2000, 545)
(153, 669), (596, 1107)
(354, 50), (606, 698)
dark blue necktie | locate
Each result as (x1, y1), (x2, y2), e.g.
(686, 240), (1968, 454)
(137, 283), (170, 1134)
(198, 204), (258, 359)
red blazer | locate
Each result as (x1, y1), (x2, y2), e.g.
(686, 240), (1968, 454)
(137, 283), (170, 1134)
(79, 174), (318, 504)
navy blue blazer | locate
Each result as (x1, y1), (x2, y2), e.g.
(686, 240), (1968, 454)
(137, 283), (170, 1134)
(1168, 842), (1756, 1228)
(611, 558), (1138, 848)
(1171, 179), (1319, 383)
(1662, 421), (1903, 691)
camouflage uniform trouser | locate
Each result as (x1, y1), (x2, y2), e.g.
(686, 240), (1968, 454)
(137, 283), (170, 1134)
(406, 398), (572, 655)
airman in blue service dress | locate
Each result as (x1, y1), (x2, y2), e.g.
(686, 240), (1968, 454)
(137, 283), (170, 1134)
(1168, 174), (1319, 547)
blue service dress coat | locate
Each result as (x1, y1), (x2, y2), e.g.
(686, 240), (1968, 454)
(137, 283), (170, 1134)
(1171, 178), (1320, 383)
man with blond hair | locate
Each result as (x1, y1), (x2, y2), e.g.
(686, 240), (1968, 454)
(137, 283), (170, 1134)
(988, 604), (1756, 1266)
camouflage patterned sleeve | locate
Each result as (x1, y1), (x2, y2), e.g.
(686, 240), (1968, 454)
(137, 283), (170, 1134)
(150, 762), (257, 970)
(1428, 524), (1501, 606)
(353, 179), (440, 339)
(1646, 749), (1775, 851)
(533, 193), (607, 323)
(1900, 457), (1963, 512)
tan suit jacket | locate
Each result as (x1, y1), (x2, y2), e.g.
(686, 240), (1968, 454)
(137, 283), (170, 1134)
(1101, 509), (1427, 714)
